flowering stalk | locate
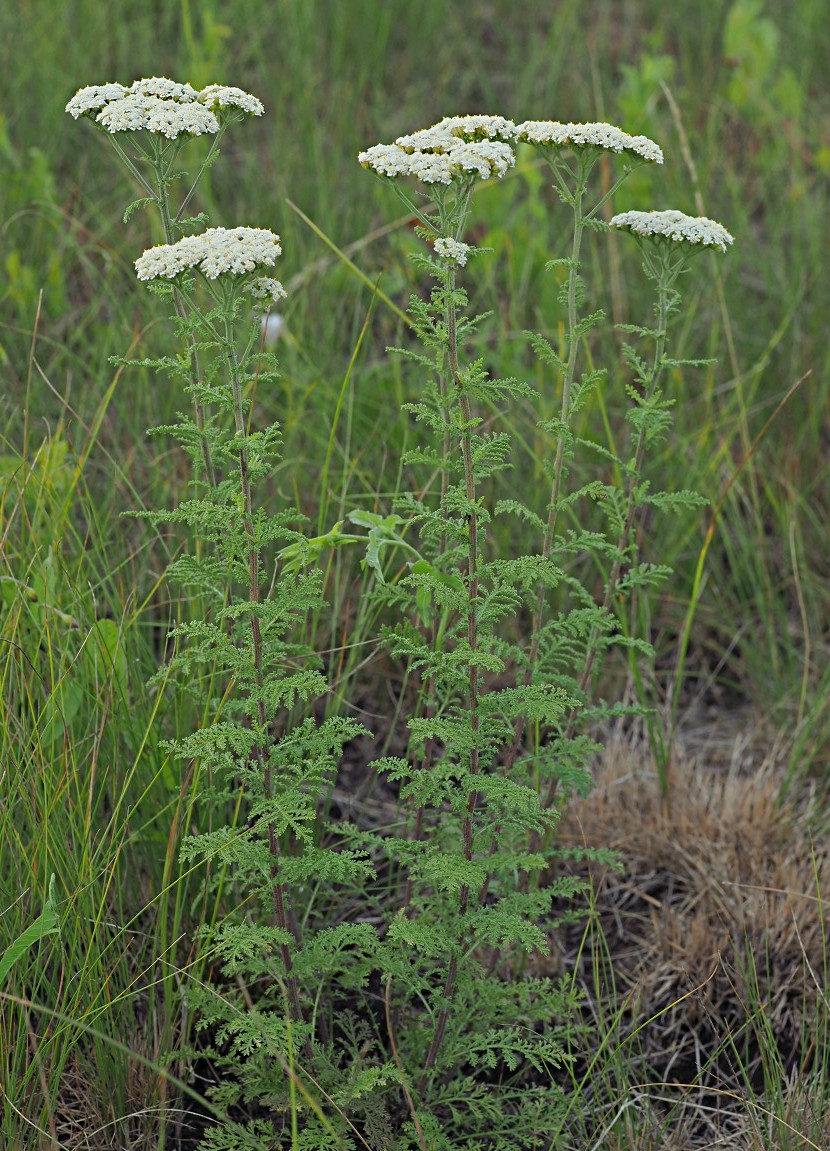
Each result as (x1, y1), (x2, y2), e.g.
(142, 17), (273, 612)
(359, 120), (584, 1122)
(474, 125), (666, 896)
(533, 208), (734, 819)
(131, 226), (311, 1030)
(66, 78), (265, 489)
(359, 118), (515, 913)
(420, 255), (483, 1082)
(511, 122), (664, 743)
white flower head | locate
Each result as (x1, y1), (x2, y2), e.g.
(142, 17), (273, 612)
(515, 120), (663, 164)
(395, 125), (457, 152)
(96, 94), (220, 138)
(451, 140), (514, 179)
(245, 276), (288, 303)
(129, 77), (199, 102)
(357, 143), (413, 178)
(433, 237), (470, 266)
(610, 209), (734, 253)
(359, 121), (515, 185)
(65, 83), (128, 118)
(135, 227), (282, 282)
(434, 115), (517, 142)
(198, 84), (265, 117)
(405, 150), (455, 185)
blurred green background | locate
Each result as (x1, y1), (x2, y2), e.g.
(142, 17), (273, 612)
(1, 1), (829, 1145)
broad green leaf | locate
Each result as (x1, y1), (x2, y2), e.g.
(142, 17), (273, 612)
(0, 875), (60, 984)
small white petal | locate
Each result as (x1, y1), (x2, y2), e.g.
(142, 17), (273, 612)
(359, 121), (515, 185)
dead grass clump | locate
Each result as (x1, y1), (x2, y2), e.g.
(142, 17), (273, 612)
(554, 718), (830, 1131)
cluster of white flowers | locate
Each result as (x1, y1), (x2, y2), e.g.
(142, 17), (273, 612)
(97, 95), (220, 138)
(130, 77), (200, 101)
(434, 115), (517, 141)
(358, 112), (669, 184)
(515, 120), (664, 164)
(244, 276), (288, 304)
(66, 77), (264, 135)
(358, 120), (515, 185)
(610, 209), (734, 252)
(433, 237), (470, 266)
(65, 83), (129, 118)
(197, 84), (265, 117)
(135, 227), (281, 281)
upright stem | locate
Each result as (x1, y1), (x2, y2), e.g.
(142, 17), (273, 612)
(498, 174), (589, 787)
(529, 184), (587, 669)
(156, 173), (218, 490)
(225, 332), (306, 1035)
(532, 274), (672, 830)
(421, 266), (480, 1085)
(402, 195), (459, 911)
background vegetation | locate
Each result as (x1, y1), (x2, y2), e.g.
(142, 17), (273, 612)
(1, 0), (828, 1147)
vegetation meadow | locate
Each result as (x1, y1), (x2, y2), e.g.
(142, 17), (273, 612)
(1, 2), (829, 1148)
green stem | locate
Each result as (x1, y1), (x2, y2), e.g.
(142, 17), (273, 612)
(156, 170), (218, 490)
(497, 167), (589, 786)
(533, 271), (672, 831)
(402, 198), (461, 912)
(420, 264), (480, 1086)
(225, 328), (307, 1039)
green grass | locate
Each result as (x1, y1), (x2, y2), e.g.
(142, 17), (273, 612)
(1, 0), (829, 1146)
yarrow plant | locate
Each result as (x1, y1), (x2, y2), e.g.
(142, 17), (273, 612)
(66, 76), (266, 488)
(350, 110), (733, 1142)
(67, 83), (733, 1149)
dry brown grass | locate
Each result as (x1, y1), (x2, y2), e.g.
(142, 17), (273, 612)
(550, 709), (830, 1148)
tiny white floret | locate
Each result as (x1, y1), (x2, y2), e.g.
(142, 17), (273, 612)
(359, 122), (516, 185)
(357, 143), (413, 178)
(245, 276), (288, 303)
(395, 125), (457, 152)
(434, 115), (517, 142)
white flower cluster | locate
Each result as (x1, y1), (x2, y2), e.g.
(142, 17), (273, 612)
(515, 120), (664, 164)
(434, 237), (470, 266)
(434, 114), (517, 141)
(198, 84), (265, 117)
(130, 77), (200, 101)
(65, 83), (128, 117)
(610, 209), (734, 252)
(66, 77), (264, 136)
(135, 227), (281, 281)
(97, 95), (219, 138)
(244, 276), (288, 303)
(359, 118), (515, 185)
